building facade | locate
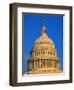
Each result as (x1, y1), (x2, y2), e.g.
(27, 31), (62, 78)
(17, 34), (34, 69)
(27, 23), (62, 74)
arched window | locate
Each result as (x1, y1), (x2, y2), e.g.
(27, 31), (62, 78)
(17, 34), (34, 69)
(48, 52), (49, 54)
(43, 51), (45, 54)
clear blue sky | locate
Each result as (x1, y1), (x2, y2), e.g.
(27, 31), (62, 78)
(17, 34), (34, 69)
(22, 13), (63, 73)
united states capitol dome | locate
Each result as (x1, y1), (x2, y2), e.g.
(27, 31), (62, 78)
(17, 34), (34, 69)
(27, 23), (62, 74)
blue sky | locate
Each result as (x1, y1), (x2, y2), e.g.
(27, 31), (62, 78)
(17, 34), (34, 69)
(22, 13), (63, 73)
